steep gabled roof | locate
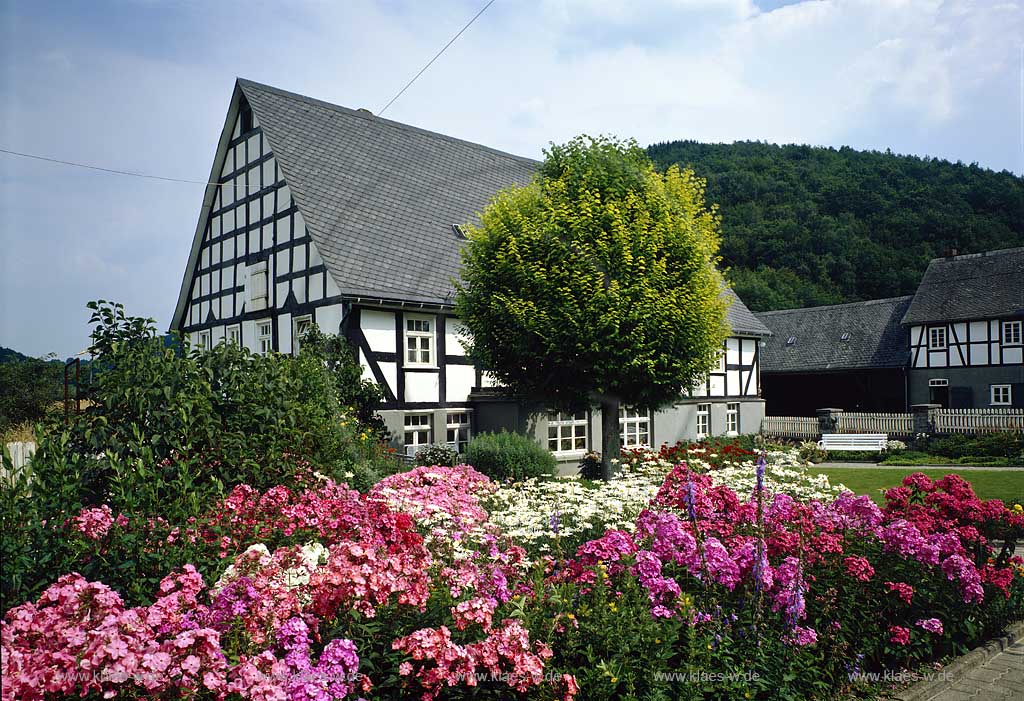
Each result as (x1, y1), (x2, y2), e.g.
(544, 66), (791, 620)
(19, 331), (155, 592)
(174, 79), (768, 336)
(901, 248), (1024, 325)
(723, 288), (770, 336)
(238, 79), (538, 306)
(756, 296), (913, 373)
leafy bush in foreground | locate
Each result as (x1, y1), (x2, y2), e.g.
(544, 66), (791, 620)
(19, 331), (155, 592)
(0, 301), (395, 609)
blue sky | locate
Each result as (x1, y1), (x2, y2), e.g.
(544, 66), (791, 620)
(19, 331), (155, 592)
(2, 0), (1022, 358)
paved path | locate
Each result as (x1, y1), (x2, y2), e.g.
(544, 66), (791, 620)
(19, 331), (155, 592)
(818, 462), (1024, 471)
(919, 640), (1023, 700)
(899, 623), (1024, 701)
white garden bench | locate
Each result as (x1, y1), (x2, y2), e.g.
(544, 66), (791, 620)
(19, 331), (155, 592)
(818, 433), (887, 452)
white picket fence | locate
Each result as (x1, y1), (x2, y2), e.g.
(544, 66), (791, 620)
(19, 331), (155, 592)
(761, 408), (1023, 439)
(2, 441), (36, 485)
(840, 412), (914, 435)
(760, 416), (819, 439)
(935, 408), (1024, 434)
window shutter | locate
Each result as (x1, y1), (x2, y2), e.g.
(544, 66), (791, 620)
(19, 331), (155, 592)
(252, 270), (267, 299)
(1012, 384), (1024, 408)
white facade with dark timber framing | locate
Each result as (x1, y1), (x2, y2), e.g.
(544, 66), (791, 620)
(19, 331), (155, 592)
(172, 79), (770, 461)
(902, 248), (1024, 409)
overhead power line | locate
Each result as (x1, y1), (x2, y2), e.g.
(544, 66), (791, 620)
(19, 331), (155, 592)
(377, 0), (496, 117)
(2, 1), (498, 182)
(0, 147), (258, 191)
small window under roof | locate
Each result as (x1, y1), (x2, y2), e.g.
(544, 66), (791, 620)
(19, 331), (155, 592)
(452, 224), (468, 240)
(786, 336), (797, 345)
(840, 332), (851, 342)
(240, 102), (254, 134)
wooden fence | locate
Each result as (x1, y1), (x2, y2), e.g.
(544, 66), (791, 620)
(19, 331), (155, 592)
(760, 416), (819, 440)
(839, 412), (914, 435)
(934, 408), (1024, 434)
(2, 441), (36, 485)
(762, 408), (1023, 440)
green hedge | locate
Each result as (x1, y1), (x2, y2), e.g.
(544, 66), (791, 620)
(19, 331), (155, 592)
(462, 431), (557, 482)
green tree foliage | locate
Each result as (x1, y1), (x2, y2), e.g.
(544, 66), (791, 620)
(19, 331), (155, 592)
(647, 140), (1024, 310)
(296, 325), (389, 441)
(0, 354), (63, 435)
(456, 136), (729, 479)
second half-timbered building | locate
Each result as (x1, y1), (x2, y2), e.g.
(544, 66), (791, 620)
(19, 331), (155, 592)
(171, 79), (770, 463)
(901, 248), (1023, 409)
(756, 247), (1023, 414)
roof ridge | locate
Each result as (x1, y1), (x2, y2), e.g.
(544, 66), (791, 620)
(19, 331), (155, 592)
(755, 295), (914, 316)
(237, 78), (541, 167)
(927, 246), (1024, 263)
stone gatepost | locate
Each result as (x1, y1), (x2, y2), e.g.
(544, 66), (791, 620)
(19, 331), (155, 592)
(816, 408), (843, 435)
(911, 404), (941, 438)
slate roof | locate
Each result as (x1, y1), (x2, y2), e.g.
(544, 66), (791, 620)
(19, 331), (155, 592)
(213, 80), (768, 336)
(901, 248), (1024, 325)
(755, 296), (913, 373)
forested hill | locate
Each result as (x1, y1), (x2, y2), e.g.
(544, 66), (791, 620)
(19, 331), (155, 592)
(647, 140), (1024, 312)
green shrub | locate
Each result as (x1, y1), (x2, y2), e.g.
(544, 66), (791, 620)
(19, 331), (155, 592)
(700, 433), (762, 453)
(463, 431), (557, 481)
(577, 451), (603, 480)
(1, 301), (393, 610)
(415, 444), (459, 467)
(925, 433), (1024, 461)
(798, 440), (828, 463)
(0, 355), (63, 435)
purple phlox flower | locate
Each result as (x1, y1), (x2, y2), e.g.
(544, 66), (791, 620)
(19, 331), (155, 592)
(916, 618), (944, 635)
(751, 540), (772, 592)
(683, 480), (697, 522)
(548, 508), (562, 535)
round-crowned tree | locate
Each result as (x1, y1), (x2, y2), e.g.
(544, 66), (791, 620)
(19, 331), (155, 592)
(455, 136), (730, 479)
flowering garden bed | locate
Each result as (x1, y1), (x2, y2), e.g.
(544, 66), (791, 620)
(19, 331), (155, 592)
(3, 447), (1023, 700)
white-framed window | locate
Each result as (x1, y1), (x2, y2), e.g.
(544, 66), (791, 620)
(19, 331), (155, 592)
(928, 378), (949, 405)
(257, 320), (273, 354)
(292, 314), (313, 355)
(991, 385), (1012, 406)
(446, 411), (472, 453)
(226, 324), (241, 347)
(404, 315), (434, 366)
(248, 262), (268, 311)
(715, 348), (726, 373)
(548, 411), (588, 455)
(404, 414), (432, 454)
(726, 402), (740, 434)
(928, 326), (947, 350)
(619, 408), (650, 449)
(1003, 320), (1022, 346)
(198, 330), (211, 351)
(696, 403), (711, 439)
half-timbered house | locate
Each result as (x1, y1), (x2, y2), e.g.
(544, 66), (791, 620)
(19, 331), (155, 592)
(756, 248), (1023, 415)
(171, 79), (770, 463)
(902, 248), (1024, 409)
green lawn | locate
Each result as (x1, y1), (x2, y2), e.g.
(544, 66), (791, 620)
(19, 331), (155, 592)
(812, 467), (1024, 506)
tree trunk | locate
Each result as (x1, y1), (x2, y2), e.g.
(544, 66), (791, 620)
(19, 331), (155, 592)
(600, 397), (621, 481)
